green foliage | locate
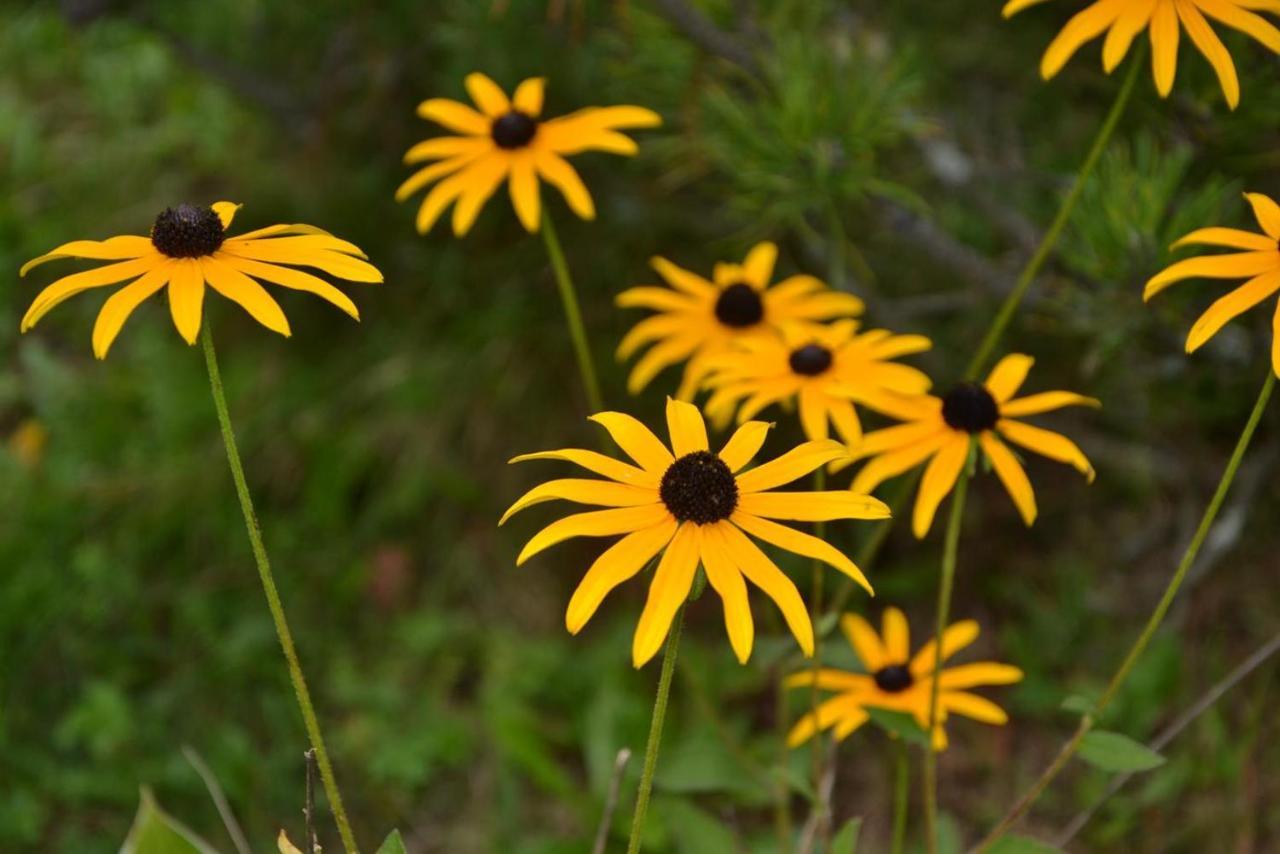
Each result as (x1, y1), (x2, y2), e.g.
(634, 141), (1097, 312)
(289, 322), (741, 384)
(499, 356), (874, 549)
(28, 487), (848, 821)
(120, 789), (217, 854)
(1078, 730), (1167, 774)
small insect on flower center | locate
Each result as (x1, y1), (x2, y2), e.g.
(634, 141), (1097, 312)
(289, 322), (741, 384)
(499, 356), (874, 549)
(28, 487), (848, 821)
(491, 111), (538, 149)
(789, 344), (833, 376)
(150, 204), (225, 258)
(873, 664), (914, 693)
(941, 382), (999, 433)
(659, 450), (739, 525)
(714, 283), (765, 328)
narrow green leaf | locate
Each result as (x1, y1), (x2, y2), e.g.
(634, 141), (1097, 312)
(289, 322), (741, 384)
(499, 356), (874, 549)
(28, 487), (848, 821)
(375, 829), (408, 854)
(120, 788), (218, 854)
(831, 817), (863, 853)
(1078, 730), (1166, 773)
(864, 707), (930, 747)
(988, 834), (1064, 853)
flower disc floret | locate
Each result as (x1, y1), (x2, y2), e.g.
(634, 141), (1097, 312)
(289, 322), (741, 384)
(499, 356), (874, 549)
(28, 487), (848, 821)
(714, 282), (765, 328)
(491, 111), (538, 149)
(659, 450), (739, 524)
(788, 344), (834, 377)
(151, 205), (225, 258)
(941, 382), (999, 433)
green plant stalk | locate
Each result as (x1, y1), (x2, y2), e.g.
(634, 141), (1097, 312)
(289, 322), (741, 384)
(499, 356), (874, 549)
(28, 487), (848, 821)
(541, 210), (605, 414)
(201, 325), (358, 854)
(923, 444), (973, 854)
(964, 46), (1144, 379)
(976, 369), (1275, 850)
(776, 678), (794, 854)
(808, 467), (827, 837)
(892, 741), (909, 854)
(627, 607), (686, 854)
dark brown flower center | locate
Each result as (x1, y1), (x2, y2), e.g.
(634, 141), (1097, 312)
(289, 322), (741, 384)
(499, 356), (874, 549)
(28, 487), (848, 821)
(714, 282), (764, 328)
(873, 664), (914, 693)
(491, 111), (538, 149)
(150, 204), (225, 258)
(659, 451), (738, 525)
(789, 344), (833, 376)
(941, 382), (999, 433)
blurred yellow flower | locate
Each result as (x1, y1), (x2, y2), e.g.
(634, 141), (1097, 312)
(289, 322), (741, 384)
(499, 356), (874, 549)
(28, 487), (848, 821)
(502, 398), (888, 667)
(1003, 0), (1280, 108)
(7, 418), (48, 468)
(1146, 192), (1280, 375)
(19, 202), (381, 358)
(617, 243), (865, 399)
(397, 72), (661, 236)
(848, 354), (1098, 537)
(786, 607), (1023, 750)
(703, 320), (932, 444)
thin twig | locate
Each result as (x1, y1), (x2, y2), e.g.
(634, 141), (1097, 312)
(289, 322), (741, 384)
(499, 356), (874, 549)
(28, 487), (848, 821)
(649, 0), (761, 73)
(305, 749), (320, 853)
(182, 746), (252, 854)
(592, 748), (633, 854)
(1053, 631), (1280, 846)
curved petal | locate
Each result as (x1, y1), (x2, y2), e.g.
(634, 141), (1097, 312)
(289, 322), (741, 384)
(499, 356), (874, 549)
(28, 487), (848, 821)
(625, 334), (702, 395)
(219, 243), (383, 283)
(1040, 0), (1129, 79)
(1196, 0), (1280, 52)
(566, 520), (677, 634)
(218, 256), (359, 320)
(910, 620), (980, 676)
(22, 257), (161, 330)
(938, 663), (1025, 689)
(396, 155), (476, 203)
(742, 242), (778, 288)
(533, 149), (595, 220)
(980, 432), (1037, 527)
(500, 478), (658, 524)
(403, 136), (491, 164)
(617, 314), (691, 361)
(735, 440), (847, 493)
(666, 397), (709, 456)
(942, 691), (1009, 724)
(91, 263), (172, 359)
(719, 522), (814, 657)
(1172, 226), (1276, 252)
(452, 154), (510, 236)
(700, 522), (755, 663)
(881, 607), (911, 663)
(516, 504), (671, 566)
(464, 72), (510, 116)
(1244, 192), (1280, 239)
(718, 421), (773, 472)
(783, 669), (869, 692)
(417, 98), (490, 135)
(798, 385), (830, 442)
(1149, 0), (1181, 96)
(589, 412), (676, 472)
(167, 259), (206, 345)
(731, 511), (873, 595)
(632, 523), (701, 667)
(1000, 391), (1101, 417)
(508, 151), (541, 233)
(1103, 0), (1157, 71)
(985, 354), (1035, 402)
(223, 234), (369, 259)
(20, 235), (155, 277)
(1144, 250), (1279, 300)
(615, 285), (701, 313)
(998, 419), (1096, 481)
(509, 448), (658, 487)
(841, 613), (887, 671)
(1176, 0), (1239, 107)
(912, 435), (970, 539)
(787, 695), (867, 747)
(512, 77), (546, 116)
(201, 256), (291, 337)
(736, 491), (890, 522)
(651, 257), (717, 297)
(211, 201), (241, 230)
(1185, 270), (1280, 352)
(849, 430), (952, 495)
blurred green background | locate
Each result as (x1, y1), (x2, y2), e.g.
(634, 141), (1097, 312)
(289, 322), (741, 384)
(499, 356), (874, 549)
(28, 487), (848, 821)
(3, 1), (1279, 851)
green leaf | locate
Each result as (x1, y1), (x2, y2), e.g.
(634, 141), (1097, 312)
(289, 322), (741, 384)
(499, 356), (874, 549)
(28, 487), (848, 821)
(988, 834), (1064, 853)
(1078, 730), (1166, 773)
(830, 817), (862, 853)
(375, 830), (407, 854)
(864, 707), (930, 747)
(120, 788), (218, 854)
(654, 797), (738, 854)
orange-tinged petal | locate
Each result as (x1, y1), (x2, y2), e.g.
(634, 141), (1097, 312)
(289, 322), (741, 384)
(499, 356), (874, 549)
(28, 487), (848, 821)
(1176, 0), (1239, 107)
(508, 151), (541, 233)
(1185, 270), (1280, 352)
(1150, 0), (1181, 96)
(938, 662), (1024, 689)
(1244, 192), (1280, 239)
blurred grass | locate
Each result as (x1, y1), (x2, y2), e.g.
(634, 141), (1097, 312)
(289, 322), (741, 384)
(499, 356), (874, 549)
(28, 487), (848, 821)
(2, 0), (1279, 851)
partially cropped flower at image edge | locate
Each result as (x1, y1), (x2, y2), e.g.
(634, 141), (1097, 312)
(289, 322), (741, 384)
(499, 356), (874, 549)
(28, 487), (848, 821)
(398, 72), (661, 235)
(502, 398), (890, 667)
(786, 607), (1023, 750)
(1146, 192), (1280, 376)
(20, 201), (381, 356)
(847, 354), (1099, 537)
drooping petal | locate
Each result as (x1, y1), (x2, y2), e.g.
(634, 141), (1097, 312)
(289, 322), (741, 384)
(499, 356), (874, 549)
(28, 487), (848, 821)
(565, 520), (677, 634)
(417, 98), (490, 135)
(735, 440), (847, 493)
(508, 150), (541, 233)
(787, 695), (867, 747)
(1176, 0), (1239, 107)
(167, 259), (206, 345)
(1103, 0), (1158, 71)
(985, 354), (1035, 402)
(997, 419), (1096, 481)
(850, 419), (948, 461)
(201, 256), (291, 338)
(91, 263), (172, 359)
(737, 491), (891, 522)
(731, 512), (873, 595)
(666, 397), (710, 456)
(616, 314), (691, 361)
(1003, 0), (1055, 16)
(615, 286), (701, 313)
(411, 159), (487, 234)
(719, 522), (814, 657)
(937, 663), (1025, 689)
(718, 421), (773, 472)
(783, 669), (869, 692)
(910, 620), (980, 676)
(625, 334), (703, 395)
(220, 243), (383, 283)
(500, 478), (658, 524)
(1196, 0), (1280, 52)
(912, 435), (971, 538)
(533, 149), (596, 220)
(980, 433), (1038, 527)
(218, 256), (359, 320)
(21, 256), (161, 331)
(20, 235), (155, 277)
(517, 504), (671, 566)
(1185, 270), (1280, 352)
(942, 692), (1010, 724)
(700, 523), (755, 663)
(464, 72), (510, 116)
(512, 77), (546, 116)
(1000, 391), (1101, 417)
(589, 412), (676, 473)
(1144, 250), (1279, 300)
(452, 154), (510, 236)
(1150, 0), (1181, 96)
(403, 136), (491, 164)
(1040, 0), (1129, 79)
(509, 448), (659, 487)
(632, 523), (701, 667)
(841, 613), (887, 671)
(798, 385), (830, 442)
(850, 430), (953, 495)
(827, 400), (863, 447)
(395, 155), (477, 202)
(1171, 226), (1277, 252)
(881, 607), (911, 663)
(1244, 192), (1280, 239)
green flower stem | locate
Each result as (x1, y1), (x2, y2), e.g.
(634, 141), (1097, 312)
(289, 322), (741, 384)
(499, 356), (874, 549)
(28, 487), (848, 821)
(541, 210), (605, 414)
(892, 741), (910, 854)
(775, 679), (794, 854)
(923, 444), (974, 854)
(201, 325), (359, 854)
(627, 607), (686, 854)
(976, 369), (1275, 851)
(964, 45), (1144, 380)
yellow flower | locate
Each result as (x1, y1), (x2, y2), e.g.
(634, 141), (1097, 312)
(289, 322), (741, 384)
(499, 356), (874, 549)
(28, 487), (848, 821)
(1003, 0), (1280, 108)
(501, 398), (889, 667)
(617, 243), (866, 399)
(703, 320), (933, 444)
(848, 354), (1099, 538)
(19, 202), (381, 358)
(397, 72), (661, 236)
(786, 607), (1023, 750)
(1145, 192), (1280, 375)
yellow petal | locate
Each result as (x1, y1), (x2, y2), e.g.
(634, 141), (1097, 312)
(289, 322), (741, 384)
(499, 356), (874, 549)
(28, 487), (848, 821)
(1003, 0), (1055, 16)
(881, 607), (910, 663)
(736, 491), (891, 522)
(840, 613), (886, 671)
(616, 314), (689, 361)
(412, 162), (483, 234)
(938, 663), (1025, 689)
(942, 691), (1009, 724)
(783, 668), (868, 692)
(396, 155), (475, 202)
(632, 523), (701, 667)
(589, 412), (676, 472)
(910, 620), (980, 676)
(1185, 270), (1280, 352)
(651, 257), (717, 297)
(464, 72), (510, 116)
(167, 259), (205, 345)
(997, 419), (1096, 482)
(700, 523), (755, 663)
(849, 430), (952, 495)
(509, 448), (659, 487)
(718, 421), (773, 472)
(1149, 0), (1180, 97)
(417, 97), (490, 135)
(1196, 0), (1280, 52)
(452, 155), (509, 236)
(512, 77), (546, 116)
(533, 149), (595, 220)
(624, 334), (702, 395)
(735, 439), (847, 493)
(223, 234), (369, 260)
(980, 433), (1038, 527)
(1000, 391), (1102, 417)
(218, 256), (359, 320)
(1040, 0), (1129, 79)
(508, 151), (541, 233)
(1274, 300), (1280, 378)
(1244, 192), (1280, 239)
(666, 397), (709, 456)
(615, 285), (700, 312)
(827, 400), (863, 447)
(1144, 250), (1280, 300)
(1171, 226), (1277, 252)
(201, 256), (291, 338)
(92, 263), (171, 359)
(501, 478), (657, 525)
(798, 385), (829, 443)
(220, 243), (383, 283)
(742, 242), (778, 288)
(20, 235), (154, 277)
(403, 136), (490, 164)
(984, 353), (1035, 402)
(850, 420), (947, 462)
(786, 696), (867, 748)
(278, 830), (305, 854)
(731, 511), (874, 595)
(21, 256), (161, 331)
(212, 201), (241, 230)
(517, 504), (670, 566)
(566, 520), (677, 634)
(1176, 0), (1239, 107)
(1103, 0), (1157, 72)
(912, 435), (970, 538)
(719, 522), (814, 657)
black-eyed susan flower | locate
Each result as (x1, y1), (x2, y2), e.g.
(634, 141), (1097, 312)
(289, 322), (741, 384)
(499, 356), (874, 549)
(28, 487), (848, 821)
(397, 72), (661, 235)
(501, 398), (889, 667)
(786, 607), (1023, 751)
(1004, 0), (1280, 108)
(702, 320), (933, 443)
(1146, 192), (1280, 375)
(847, 355), (1098, 538)
(617, 243), (866, 400)
(19, 202), (381, 358)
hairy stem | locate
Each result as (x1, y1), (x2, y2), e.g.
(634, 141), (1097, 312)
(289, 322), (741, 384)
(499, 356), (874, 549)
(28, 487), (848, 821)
(542, 210), (604, 414)
(626, 608), (686, 854)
